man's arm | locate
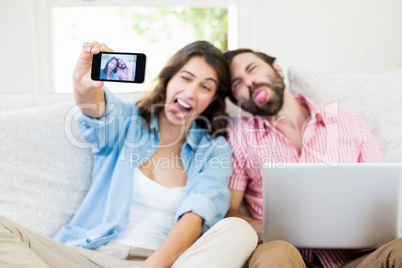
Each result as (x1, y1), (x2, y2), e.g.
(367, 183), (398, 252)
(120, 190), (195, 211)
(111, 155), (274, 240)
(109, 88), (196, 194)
(142, 212), (203, 268)
(226, 119), (262, 240)
(354, 112), (383, 162)
(226, 189), (263, 243)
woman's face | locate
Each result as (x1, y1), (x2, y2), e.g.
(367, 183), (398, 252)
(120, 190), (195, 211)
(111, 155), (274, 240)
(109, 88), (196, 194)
(164, 56), (218, 126)
(108, 59), (117, 72)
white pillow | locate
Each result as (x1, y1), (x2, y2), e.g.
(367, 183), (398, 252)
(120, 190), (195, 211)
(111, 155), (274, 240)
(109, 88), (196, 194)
(288, 66), (402, 163)
(0, 102), (92, 237)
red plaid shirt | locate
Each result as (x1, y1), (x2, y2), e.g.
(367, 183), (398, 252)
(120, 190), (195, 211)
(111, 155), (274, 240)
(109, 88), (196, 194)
(228, 93), (382, 268)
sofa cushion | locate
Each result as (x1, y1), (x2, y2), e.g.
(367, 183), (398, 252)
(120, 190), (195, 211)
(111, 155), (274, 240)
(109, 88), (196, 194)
(288, 66), (402, 163)
(0, 102), (92, 237)
(0, 92), (141, 112)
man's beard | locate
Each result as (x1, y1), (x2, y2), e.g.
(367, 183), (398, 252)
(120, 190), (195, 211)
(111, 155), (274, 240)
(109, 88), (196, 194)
(239, 78), (285, 116)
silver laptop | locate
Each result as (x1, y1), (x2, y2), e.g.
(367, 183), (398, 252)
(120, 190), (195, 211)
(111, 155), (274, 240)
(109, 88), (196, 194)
(262, 163), (402, 249)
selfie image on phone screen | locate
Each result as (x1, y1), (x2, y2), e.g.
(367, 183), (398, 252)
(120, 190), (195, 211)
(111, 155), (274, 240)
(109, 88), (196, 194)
(100, 53), (136, 81)
(92, 52), (146, 83)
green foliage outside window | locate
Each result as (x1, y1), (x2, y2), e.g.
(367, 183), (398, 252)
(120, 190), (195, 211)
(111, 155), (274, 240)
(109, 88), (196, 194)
(118, 7), (228, 51)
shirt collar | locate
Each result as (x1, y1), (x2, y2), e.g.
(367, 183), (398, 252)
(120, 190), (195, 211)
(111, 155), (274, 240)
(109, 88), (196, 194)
(293, 92), (326, 125)
(149, 115), (159, 132)
(151, 115), (207, 151)
(185, 121), (209, 150)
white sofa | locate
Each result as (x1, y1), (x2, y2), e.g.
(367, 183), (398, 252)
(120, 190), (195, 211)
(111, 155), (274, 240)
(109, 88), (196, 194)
(0, 66), (401, 239)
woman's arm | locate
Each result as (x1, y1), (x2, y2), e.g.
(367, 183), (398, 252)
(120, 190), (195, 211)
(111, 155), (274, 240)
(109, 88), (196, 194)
(142, 137), (232, 267)
(141, 212), (203, 268)
(72, 41), (113, 118)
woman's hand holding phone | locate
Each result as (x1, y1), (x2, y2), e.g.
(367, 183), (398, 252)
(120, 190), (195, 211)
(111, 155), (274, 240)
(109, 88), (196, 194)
(72, 41), (113, 119)
(73, 41), (114, 94)
(72, 41), (146, 118)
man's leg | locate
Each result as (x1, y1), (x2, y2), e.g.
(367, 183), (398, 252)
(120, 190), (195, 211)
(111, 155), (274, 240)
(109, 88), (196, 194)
(246, 241), (306, 268)
(341, 238), (402, 268)
(171, 217), (258, 268)
(0, 215), (123, 268)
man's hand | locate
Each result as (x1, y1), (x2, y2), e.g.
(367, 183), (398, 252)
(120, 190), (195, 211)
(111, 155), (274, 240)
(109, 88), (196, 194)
(227, 208), (263, 243)
(249, 218), (263, 243)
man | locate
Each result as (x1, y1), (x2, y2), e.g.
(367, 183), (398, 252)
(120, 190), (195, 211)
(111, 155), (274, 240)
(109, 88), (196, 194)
(224, 48), (402, 268)
(116, 58), (134, 81)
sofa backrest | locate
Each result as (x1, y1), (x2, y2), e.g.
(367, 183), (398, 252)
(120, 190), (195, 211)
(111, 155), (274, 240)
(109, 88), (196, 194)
(0, 92), (248, 118)
(288, 66), (402, 163)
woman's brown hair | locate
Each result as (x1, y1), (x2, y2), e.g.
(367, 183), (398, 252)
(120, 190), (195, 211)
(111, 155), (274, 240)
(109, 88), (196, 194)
(137, 41), (231, 138)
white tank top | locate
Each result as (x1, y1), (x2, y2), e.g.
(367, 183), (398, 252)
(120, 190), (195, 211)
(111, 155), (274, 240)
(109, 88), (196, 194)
(112, 167), (186, 250)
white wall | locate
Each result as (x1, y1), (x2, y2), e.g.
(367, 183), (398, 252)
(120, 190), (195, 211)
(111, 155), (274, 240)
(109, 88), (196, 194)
(248, 0), (402, 73)
(1, 0), (401, 93)
(0, 0), (37, 93)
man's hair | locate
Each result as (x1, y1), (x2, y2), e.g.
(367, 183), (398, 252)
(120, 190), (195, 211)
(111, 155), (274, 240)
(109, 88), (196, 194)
(137, 40), (231, 138)
(224, 48), (276, 104)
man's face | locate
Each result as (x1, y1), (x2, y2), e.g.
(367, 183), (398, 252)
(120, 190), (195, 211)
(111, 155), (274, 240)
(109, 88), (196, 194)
(229, 52), (285, 116)
(118, 59), (127, 69)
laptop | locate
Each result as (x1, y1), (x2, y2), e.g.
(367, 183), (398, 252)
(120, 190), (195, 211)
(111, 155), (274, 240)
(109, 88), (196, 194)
(262, 163), (402, 249)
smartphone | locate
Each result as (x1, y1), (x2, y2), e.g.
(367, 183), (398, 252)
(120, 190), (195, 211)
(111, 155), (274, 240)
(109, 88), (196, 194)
(91, 52), (146, 83)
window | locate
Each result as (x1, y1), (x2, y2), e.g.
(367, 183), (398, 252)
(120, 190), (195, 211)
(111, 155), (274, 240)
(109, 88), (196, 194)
(39, 0), (240, 93)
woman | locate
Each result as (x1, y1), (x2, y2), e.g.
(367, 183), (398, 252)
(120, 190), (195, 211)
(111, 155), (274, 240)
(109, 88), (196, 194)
(100, 56), (119, 80)
(0, 41), (257, 267)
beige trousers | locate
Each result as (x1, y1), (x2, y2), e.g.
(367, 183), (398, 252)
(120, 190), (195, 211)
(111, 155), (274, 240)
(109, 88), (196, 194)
(246, 240), (306, 268)
(341, 238), (402, 268)
(246, 238), (402, 268)
(0, 216), (257, 268)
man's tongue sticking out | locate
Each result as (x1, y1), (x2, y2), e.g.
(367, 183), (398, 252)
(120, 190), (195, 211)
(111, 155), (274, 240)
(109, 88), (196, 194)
(253, 88), (269, 104)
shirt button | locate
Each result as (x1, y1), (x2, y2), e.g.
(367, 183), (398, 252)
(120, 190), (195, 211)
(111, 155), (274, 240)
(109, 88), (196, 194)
(147, 149), (151, 153)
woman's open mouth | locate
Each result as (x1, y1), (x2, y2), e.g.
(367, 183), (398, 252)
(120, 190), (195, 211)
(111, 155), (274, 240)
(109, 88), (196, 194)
(167, 98), (193, 119)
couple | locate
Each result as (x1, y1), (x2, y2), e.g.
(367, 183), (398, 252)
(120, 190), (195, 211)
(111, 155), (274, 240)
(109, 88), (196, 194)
(100, 57), (133, 81)
(0, 40), (401, 268)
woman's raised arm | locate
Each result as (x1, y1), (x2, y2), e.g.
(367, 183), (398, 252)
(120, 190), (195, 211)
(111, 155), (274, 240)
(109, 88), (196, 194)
(72, 41), (113, 118)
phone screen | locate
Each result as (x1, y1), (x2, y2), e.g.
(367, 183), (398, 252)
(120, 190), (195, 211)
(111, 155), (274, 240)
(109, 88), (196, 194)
(91, 52), (146, 83)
